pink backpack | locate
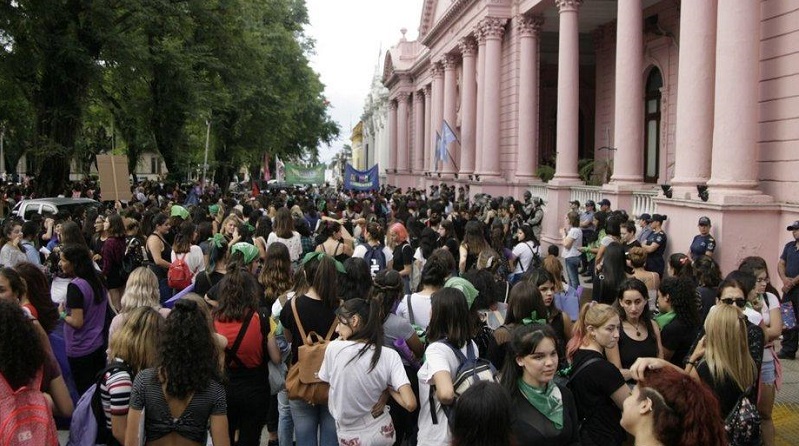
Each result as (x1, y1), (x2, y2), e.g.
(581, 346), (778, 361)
(0, 370), (58, 446)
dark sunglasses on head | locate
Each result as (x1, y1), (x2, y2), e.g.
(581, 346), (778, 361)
(721, 298), (747, 308)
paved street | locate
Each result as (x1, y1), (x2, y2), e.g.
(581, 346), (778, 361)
(774, 340), (799, 446)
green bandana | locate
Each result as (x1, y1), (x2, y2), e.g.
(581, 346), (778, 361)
(444, 277), (479, 309)
(523, 311), (546, 326)
(231, 242), (259, 265)
(209, 204), (220, 216)
(170, 205), (189, 220)
(301, 251), (346, 273)
(654, 311), (677, 329)
(208, 233), (225, 249)
(518, 378), (564, 429)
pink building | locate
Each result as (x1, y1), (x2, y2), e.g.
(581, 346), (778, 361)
(382, 0), (799, 274)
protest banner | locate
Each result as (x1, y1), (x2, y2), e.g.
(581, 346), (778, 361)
(343, 163), (379, 191)
(284, 163), (325, 184)
(97, 155), (131, 201)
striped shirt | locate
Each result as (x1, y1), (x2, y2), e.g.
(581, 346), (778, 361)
(99, 361), (132, 430)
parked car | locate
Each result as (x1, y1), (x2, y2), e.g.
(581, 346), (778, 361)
(10, 197), (102, 221)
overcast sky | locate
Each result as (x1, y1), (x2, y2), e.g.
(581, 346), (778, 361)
(305, 0), (424, 163)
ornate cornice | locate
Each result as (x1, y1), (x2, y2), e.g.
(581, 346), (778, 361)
(458, 36), (477, 56)
(478, 17), (507, 40)
(517, 15), (544, 38)
(422, 0), (480, 47)
(555, 0), (583, 13)
(430, 62), (444, 79)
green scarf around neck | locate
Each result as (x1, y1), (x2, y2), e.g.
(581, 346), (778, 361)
(517, 378), (564, 429)
(654, 310), (677, 329)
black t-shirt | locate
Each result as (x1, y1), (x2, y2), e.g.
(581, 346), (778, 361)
(660, 317), (698, 367)
(279, 294), (338, 363)
(392, 242), (414, 272)
(509, 384), (580, 446)
(618, 325), (658, 370)
(194, 271), (225, 298)
(569, 349), (626, 446)
(66, 283), (86, 310)
(697, 361), (745, 416)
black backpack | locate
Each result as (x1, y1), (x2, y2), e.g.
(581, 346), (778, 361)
(430, 341), (498, 426)
(363, 244), (387, 277)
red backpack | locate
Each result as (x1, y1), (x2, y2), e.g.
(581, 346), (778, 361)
(167, 253), (193, 290)
(0, 370), (58, 446)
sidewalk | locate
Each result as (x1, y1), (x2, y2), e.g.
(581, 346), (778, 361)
(774, 341), (799, 446)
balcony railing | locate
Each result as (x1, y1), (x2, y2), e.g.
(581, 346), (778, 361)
(632, 190), (658, 218)
(570, 186), (603, 207)
(527, 184), (549, 203)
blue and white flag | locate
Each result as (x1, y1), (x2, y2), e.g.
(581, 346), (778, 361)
(438, 120), (458, 165)
(434, 132), (442, 163)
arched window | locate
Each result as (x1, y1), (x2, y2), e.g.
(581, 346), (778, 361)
(644, 68), (662, 183)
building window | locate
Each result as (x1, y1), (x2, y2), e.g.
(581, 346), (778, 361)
(643, 68), (662, 183)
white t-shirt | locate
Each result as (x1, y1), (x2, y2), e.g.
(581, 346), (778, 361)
(562, 227), (583, 258)
(266, 231), (303, 262)
(396, 292), (433, 329)
(512, 241), (539, 274)
(318, 340), (410, 425)
(170, 245), (205, 279)
(748, 292), (780, 362)
(417, 340), (478, 446)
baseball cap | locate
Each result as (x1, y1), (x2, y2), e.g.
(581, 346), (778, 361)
(585, 200), (596, 207)
(599, 199), (611, 207)
(698, 216), (711, 226)
(787, 221), (799, 231)
(639, 213), (652, 222)
(569, 200), (580, 207)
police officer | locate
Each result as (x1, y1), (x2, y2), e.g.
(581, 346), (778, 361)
(689, 216), (716, 260)
(523, 190), (534, 216)
(778, 221), (799, 360)
(643, 214), (668, 277)
(527, 197), (545, 242)
(636, 213), (653, 245)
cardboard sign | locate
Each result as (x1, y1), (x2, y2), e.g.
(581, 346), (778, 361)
(97, 155), (131, 202)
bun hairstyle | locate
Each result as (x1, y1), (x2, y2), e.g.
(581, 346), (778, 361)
(366, 222), (385, 244)
(651, 214), (668, 223)
(371, 269), (404, 321)
(628, 246), (648, 268)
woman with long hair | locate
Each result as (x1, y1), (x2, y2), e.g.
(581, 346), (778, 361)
(565, 303), (628, 446)
(253, 215), (272, 261)
(171, 220), (205, 284)
(221, 214), (242, 243)
(593, 242), (627, 305)
(687, 304), (757, 418)
(102, 214), (127, 312)
(145, 213), (173, 303)
(668, 252), (695, 283)
(316, 220), (354, 263)
(606, 278), (662, 382)
(436, 219), (459, 265)
(450, 381), (514, 446)
(396, 248), (454, 331)
(0, 268), (74, 418)
(319, 298), (416, 445)
(268, 208), (303, 264)
(622, 366), (727, 446)
(738, 257), (782, 446)
(279, 253), (340, 446)
(108, 267), (170, 345)
(628, 246), (660, 310)
(525, 269), (573, 366)
(259, 242), (294, 306)
(655, 276), (701, 366)
(125, 299), (229, 446)
(58, 243), (110, 394)
(100, 307), (164, 445)
(694, 255), (722, 323)
(339, 257), (373, 301)
(510, 224), (540, 284)
(417, 288), (480, 446)
(387, 222), (414, 294)
(459, 220), (488, 274)
(205, 242), (262, 306)
(13, 262), (60, 334)
(0, 299), (59, 444)
(213, 244), (280, 446)
(494, 281), (548, 362)
(195, 233), (229, 298)
(500, 323), (580, 445)
(0, 219), (27, 267)
(371, 269), (423, 445)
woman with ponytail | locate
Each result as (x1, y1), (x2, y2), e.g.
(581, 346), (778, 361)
(319, 298), (417, 446)
(565, 302), (628, 446)
(396, 248), (455, 331)
(279, 253), (341, 446)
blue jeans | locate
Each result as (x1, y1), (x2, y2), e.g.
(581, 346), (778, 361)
(565, 256), (581, 290)
(157, 277), (173, 305)
(278, 390), (295, 446)
(289, 399), (337, 446)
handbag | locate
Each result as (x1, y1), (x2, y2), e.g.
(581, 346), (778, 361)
(781, 301), (797, 330)
(285, 298), (337, 405)
(725, 385), (761, 446)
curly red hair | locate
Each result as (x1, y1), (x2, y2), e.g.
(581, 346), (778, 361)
(639, 367), (727, 446)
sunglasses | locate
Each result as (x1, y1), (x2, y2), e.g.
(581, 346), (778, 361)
(721, 298), (747, 308)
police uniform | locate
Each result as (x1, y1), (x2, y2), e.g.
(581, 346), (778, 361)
(645, 230), (668, 277)
(689, 234), (716, 260)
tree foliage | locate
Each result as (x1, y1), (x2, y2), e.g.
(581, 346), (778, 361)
(0, 0), (338, 195)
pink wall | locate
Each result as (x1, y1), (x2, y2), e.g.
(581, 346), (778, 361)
(758, 1), (799, 203)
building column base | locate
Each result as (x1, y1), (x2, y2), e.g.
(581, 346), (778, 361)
(540, 183), (576, 248)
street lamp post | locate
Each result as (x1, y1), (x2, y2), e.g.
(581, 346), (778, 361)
(202, 118), (211, 190)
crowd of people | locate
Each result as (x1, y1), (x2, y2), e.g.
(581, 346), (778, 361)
(0, 180), (794, 446)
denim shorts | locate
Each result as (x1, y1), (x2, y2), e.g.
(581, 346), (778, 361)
(761, 360), (776, 385)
